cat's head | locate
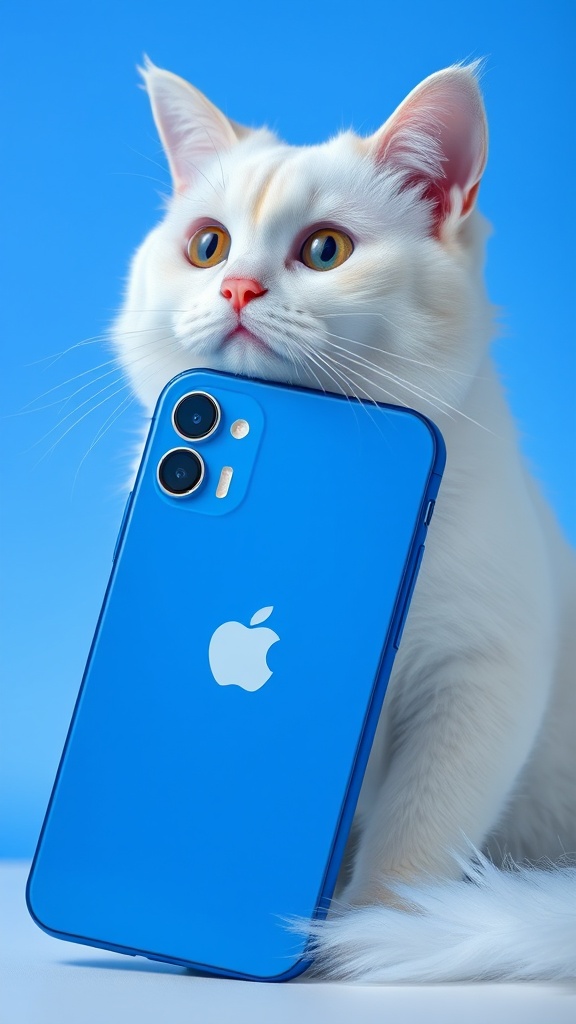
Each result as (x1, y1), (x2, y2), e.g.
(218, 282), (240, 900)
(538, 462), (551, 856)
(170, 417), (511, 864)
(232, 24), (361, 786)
(114, 59), (492, 421)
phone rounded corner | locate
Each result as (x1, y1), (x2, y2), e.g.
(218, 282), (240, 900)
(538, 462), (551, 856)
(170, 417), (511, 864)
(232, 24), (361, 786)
(414, 410), (446, 476)
(429, 419), (447, 477)
(24, 867), (37, 922)
(258, 953), (314, 984)
(25, 866), (57, 940)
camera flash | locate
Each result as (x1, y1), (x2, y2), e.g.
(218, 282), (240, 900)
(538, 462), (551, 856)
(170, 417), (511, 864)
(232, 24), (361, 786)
(215, 466), (234, 499)
(230, 419), (249, 439)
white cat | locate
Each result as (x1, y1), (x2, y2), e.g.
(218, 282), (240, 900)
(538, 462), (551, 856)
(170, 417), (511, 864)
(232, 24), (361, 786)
(113, 59), (576, 981)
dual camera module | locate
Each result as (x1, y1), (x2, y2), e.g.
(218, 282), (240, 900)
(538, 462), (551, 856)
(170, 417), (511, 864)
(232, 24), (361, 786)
(157, 392), (220, 497)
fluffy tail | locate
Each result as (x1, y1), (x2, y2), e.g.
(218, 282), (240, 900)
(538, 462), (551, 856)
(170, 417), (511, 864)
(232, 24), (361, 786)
(302, 853), (576, 982)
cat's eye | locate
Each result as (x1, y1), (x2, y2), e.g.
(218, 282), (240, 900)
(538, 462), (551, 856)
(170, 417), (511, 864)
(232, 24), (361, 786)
(187, 226), (231, 268)
(300, 229), (353, 271)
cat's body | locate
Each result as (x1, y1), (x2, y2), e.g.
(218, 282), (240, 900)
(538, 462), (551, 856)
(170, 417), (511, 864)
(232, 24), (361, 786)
(113, 60), (576, 980)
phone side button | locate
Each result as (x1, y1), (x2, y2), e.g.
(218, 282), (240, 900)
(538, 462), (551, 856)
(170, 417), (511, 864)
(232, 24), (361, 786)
(424, 499), (435, 526)
(112, 492), (132, 564)
(394, 545), (425, 649)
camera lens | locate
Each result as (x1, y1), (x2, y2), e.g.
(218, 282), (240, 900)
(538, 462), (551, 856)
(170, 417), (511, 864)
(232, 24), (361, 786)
(173, 392), (220, 440)
(157, 448), (204, 496)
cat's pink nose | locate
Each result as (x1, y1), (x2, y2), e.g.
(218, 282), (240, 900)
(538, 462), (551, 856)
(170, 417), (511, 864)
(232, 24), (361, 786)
(220, 277), (267, 312)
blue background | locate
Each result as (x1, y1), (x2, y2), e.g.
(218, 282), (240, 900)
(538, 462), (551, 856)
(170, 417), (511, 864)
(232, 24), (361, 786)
(1, 0), (574, 857)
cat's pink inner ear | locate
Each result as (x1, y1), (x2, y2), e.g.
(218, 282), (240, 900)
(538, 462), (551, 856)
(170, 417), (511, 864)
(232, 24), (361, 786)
(139, 58), (239, 191)
(372, 66), (488, 233)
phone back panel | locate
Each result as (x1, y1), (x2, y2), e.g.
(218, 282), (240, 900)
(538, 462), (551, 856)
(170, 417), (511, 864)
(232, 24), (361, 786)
(28, 369), (444, 980)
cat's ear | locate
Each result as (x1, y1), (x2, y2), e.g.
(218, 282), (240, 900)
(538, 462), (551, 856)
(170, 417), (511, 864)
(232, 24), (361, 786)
(369, 63), (488, 234)
(138, 57), (245, 192)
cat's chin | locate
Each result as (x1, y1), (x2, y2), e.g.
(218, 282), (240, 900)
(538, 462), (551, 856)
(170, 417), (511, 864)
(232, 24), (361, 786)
(194, 336), (297, 385)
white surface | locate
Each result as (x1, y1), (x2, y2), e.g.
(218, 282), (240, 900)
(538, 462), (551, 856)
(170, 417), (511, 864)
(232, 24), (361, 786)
(1, 862), (574, 1024)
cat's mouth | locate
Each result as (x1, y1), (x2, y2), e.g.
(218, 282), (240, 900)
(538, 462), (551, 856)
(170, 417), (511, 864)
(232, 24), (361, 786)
(224, 325), (274, 355)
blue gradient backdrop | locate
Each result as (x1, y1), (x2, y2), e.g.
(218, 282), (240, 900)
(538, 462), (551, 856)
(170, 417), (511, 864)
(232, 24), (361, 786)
(1, 1), (574, 856)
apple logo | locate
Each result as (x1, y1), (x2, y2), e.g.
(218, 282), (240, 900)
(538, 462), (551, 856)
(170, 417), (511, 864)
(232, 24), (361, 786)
(208, 606), (280, 692)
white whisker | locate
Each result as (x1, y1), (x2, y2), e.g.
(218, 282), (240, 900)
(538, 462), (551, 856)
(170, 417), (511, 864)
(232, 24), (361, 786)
(331, 341), (493, 432)
(326, 339), (454, 420)
(71, 391), (140, 493)
(298, 340), (387, 434)
(30, 378), (131, 465)
(16, 361), (124, 415)
(320, 324), (475, 380)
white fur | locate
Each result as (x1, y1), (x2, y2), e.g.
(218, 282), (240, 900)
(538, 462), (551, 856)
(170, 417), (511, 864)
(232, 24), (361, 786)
(113, 61), (576, 980)
(304, 849), (576, 981)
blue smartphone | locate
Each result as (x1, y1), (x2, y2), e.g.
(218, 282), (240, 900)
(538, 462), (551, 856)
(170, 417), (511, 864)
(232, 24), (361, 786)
(27, 368), (445, 981)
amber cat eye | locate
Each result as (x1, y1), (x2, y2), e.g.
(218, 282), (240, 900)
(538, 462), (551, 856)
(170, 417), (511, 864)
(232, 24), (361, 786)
(300, 229), (354, 271)
(187, 226), (231, 268)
